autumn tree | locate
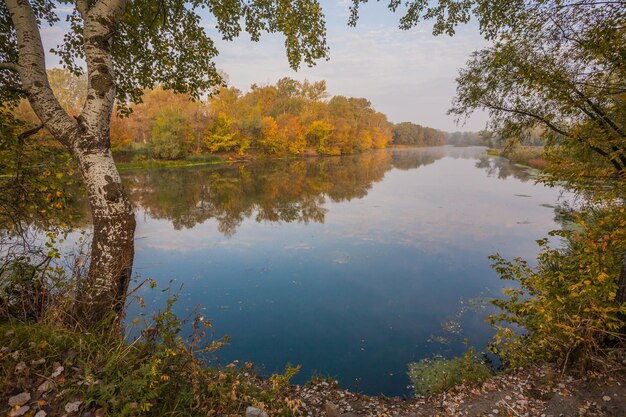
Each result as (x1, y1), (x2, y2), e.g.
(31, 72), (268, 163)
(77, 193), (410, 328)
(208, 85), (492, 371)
(392, 122), (445, 146)
(203, 112), (247, 155)
(0, 0), (328, 328)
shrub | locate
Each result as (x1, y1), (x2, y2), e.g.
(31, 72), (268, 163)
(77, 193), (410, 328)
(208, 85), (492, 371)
(488, 206), (626, 370)
(0, 286), (304, 416)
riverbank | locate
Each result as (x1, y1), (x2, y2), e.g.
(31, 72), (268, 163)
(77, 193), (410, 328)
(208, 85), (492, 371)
(113, 144), (450, 171)
(114, 148), (327, 171)
(2, 322), (625, 417)
(296, 364), (626, 416)
(487, 146), (548, 170)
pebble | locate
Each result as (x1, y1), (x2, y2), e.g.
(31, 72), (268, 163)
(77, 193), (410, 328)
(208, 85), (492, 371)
(325, 402), (340, 417)
(8, 392), (30, 407)
(37, 380), (52, 394)
(602, 395), (611, 402)
(50, 366), (64, 378)
(14, 361), (27, 372)
(9, 405), (30, 417)
(65, 401), (82, 413)
(34, 411), (47, 417)
(245, 406), (268, 417)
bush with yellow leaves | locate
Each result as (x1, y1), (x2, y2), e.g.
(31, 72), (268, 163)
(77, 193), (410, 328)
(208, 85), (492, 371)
(488, 205), (626, 371)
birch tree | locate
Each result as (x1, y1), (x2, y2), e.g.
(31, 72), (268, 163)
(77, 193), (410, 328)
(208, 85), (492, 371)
(0, 0), (328, 328)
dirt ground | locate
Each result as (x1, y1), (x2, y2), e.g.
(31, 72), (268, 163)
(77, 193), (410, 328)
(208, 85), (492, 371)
(293, 365), (626, 417)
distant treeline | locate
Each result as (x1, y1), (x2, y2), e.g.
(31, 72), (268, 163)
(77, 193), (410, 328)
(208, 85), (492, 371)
(391, 122), (446, 146)
(14, 69), (541, 160)
(117, 79), (397, 159)
(12, 72), (397, 159)
(445, 128), (544, 147)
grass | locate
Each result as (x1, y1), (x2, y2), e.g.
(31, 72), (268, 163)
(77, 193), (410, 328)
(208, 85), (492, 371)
(115, 154), (227, 171)
(407, 351), (493, 397)
(499, 146), (548, 170)
(0, 311), (303, 416)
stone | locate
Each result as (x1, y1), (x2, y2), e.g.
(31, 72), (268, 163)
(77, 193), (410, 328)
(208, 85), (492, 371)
(602, 395), (611, 402)
(9, 405), (30, 417)
(36, 380), (52, 394)
(34, 411), (47, 417)
(245, 406), (268, 417)
(50, 366), (64, 379)
(325, 402), (340, 417)
(8, 392), (30, 407)
(14, 362), (27, 372)
(64, 401), (82, 414)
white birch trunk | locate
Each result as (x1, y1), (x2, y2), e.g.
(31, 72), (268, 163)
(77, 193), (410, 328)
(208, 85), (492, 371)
(6, 0), (135, 328)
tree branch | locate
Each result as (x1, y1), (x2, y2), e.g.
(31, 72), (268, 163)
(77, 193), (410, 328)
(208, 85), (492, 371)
(570, 90), (626, 169)
(478, 100), (571, 138)
(17, 124), (44, 141)
(479, 100), (626, 175)
(5, 0), (77, 146)
(80, 0), (128, 136)
(76, 0), (89, 18)
(574, 90), (626, 139)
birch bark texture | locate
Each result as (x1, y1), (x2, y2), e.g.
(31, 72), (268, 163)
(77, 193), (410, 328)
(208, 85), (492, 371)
(1, 0), (329, 328)
(5, 0), (135, 326)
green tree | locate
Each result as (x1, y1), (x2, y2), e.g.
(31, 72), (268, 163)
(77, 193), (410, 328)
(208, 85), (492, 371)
(0, 0), (328, 328)
(147, 107), (189, 160)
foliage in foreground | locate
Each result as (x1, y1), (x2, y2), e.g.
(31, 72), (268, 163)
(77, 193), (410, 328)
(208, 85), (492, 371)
(407, 349), (492, 396)
(0, 298), (303, 417)
(488, 206), (626, 371)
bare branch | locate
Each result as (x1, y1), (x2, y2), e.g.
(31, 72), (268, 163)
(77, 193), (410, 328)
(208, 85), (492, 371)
(18, 124), (44, 141)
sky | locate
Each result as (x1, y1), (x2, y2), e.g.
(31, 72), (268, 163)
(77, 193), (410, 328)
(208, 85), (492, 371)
(42, 1), (489, 132)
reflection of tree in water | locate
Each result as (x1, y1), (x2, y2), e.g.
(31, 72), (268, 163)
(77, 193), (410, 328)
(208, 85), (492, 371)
(125, 151), (399, 236)
(389, 147), (445, 170)
(475, 155), (535, 182)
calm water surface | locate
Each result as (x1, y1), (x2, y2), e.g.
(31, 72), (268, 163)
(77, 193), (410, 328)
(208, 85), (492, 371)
(118, 146), (568, 395)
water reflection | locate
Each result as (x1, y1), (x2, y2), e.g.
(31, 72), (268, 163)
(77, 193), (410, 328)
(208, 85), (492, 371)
(475, 155), (537, 182)
(123, 147), (534, 236)
(124, 150), (407, 235)
(80, 146), (567, 396)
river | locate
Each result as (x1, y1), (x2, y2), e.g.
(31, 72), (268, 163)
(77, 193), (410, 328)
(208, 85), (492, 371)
(115, 146), (568, 395)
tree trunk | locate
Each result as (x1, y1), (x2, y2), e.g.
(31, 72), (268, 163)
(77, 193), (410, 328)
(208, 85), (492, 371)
(71, 137), (136, 327)
(617, 251), (626, 305)
(6, 0), (134, 329)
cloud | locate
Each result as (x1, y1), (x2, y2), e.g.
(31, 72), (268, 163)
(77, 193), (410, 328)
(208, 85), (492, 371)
(210, 15), (489, 131)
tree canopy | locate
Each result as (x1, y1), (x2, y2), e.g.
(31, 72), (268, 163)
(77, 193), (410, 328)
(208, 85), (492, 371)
(1, 0), (329, 111)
